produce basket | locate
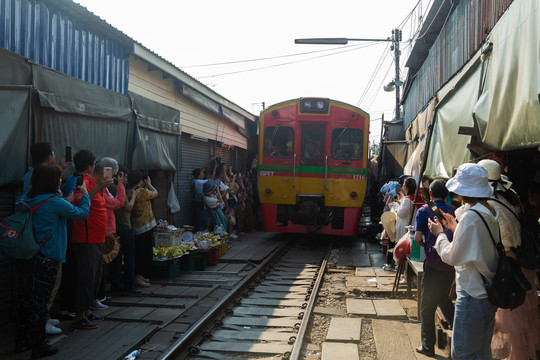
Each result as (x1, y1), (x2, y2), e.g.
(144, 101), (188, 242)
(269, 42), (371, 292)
(153, 229), (184, 248)
(207, 246), (220, 266)
(152, 258), (180, 278)
(179, 251), (196, 271)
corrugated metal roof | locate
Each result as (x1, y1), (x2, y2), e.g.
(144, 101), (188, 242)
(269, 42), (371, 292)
(0, 0), (132, 93)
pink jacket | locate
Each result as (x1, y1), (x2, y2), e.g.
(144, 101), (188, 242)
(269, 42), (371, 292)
(104, 184), (125, 233)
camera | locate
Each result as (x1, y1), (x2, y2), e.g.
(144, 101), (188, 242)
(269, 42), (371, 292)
(215, 156), (222, 165)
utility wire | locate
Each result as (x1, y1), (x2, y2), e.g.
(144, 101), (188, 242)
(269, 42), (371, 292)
(180, 43), (367, 68)
(196, 42), (382, 79)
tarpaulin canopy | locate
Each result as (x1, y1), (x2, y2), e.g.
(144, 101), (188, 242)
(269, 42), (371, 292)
(130, 92), (180, 171)
(403, 100), (436, 182)
(33, 64), (134, 168)
(472, 0), (540, 150)
(424, 66), (482, 179)
(0, 48), (182, 186)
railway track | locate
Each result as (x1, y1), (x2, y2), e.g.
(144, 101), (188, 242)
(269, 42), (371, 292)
(161, 241), (331, 360)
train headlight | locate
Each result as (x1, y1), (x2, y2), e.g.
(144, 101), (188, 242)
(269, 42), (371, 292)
(265, 188), (272, 194)
(316, 101), (325, 110)
(304, 100), (312, 109)
(350, 191), (358, 199)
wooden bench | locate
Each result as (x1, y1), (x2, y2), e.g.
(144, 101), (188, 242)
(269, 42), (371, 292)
(404, 256), (424, 318)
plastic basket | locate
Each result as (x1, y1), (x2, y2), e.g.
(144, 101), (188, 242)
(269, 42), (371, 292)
(194, 251), (208, 270)
(152, 258), (180, 278)
(179, 252), (196, 271)
(207, 246), (220, 266)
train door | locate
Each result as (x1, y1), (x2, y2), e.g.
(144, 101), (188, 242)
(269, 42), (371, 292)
(299, 124), (326, 194)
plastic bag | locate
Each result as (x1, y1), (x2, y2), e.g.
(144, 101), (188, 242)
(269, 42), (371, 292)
(168, 184), (181, 213)
(393, 231), (411, 263)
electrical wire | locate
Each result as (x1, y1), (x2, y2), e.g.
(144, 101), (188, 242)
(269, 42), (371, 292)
(180, 43), (368, 68)
(196, 42), (382, 79)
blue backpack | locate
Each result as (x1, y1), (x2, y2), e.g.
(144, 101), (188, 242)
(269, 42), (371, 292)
(423, 204), (455, 271)
(0, 197), (53, 259)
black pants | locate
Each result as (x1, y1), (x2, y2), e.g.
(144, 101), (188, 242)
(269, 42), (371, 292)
(135, 228), (153, 278)
(16, 253), (59, 348)
(420, 262), (455, 352)
(72, 242), (103, 311)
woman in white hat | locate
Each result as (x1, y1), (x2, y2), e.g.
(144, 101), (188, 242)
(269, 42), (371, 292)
(479, 159), (540, 360)
(428, 163), (499, 360)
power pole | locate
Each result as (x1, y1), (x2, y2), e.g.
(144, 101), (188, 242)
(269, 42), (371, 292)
(392, 28), (402, 120)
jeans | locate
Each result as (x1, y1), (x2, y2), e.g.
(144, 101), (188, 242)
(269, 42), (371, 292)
(110, 229), (136, 288)
(452, 289), (497, 359)
(420, 262), (455, 352)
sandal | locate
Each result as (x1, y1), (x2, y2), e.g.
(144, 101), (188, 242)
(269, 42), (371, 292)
(415, 346), (435, 357)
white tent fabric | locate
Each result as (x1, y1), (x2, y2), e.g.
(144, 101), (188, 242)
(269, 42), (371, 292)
(424, 67), (482, 179)
(473, 0), (540, 150)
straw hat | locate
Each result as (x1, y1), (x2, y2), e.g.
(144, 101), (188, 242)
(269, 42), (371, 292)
(477, 159), (512, 192)
(380, 211), (397, 242)
(446, 163), (493, 198)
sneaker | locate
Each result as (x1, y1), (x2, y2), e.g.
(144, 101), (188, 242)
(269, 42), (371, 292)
(31, 343), (59, 358)
(98, 295), (112, 303)
(73, 317), (98, 330)
(90, 299), (108, 310)
(382, 264), (396, 271)
(48, 318), (60, 326)
(45, 322), (62, 335)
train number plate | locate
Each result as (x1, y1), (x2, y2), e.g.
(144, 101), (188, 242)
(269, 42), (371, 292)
(260, 171), (275, 176)
(353, 175), (367, 180)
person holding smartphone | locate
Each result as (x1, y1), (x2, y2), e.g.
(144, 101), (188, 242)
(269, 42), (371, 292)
(70, 154), (114, 330)
(414, 179), (456, 357)
(129, 170), (158, 288)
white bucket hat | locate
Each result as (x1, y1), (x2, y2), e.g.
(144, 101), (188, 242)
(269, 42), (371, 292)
(477, 159), (512, 192)
(446, 163), (493, 198)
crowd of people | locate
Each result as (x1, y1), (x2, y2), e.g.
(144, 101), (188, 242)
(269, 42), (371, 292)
(13, 143), (159, 358)
(192, 156), (259, 236)
(379, 160), (540, 359)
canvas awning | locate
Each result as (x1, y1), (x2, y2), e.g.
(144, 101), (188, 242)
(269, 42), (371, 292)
(472, 0), (540, 150)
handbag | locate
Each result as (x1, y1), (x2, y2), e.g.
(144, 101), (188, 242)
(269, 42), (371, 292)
(471, 209), (531, 309)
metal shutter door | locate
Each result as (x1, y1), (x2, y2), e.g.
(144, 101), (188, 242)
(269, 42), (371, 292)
(176, 134), (210, 227)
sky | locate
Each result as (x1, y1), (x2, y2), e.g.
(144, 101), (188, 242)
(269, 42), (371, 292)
(74, 0), (431, 145)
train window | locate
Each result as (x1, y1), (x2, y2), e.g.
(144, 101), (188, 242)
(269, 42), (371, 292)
(331, 128), (363, 160)
(264, 126), (294, 158)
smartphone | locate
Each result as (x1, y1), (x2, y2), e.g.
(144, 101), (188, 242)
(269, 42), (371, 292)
(104, 167), (113, 180)
(76, 174), (84, 187)
(428, 201), (445, 222)
(65, 146), (72, 162)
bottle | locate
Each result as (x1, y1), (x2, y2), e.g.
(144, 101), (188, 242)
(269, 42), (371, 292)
(124, 349), (141, 360)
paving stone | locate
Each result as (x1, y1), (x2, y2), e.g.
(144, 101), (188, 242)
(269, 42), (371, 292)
(346, 299), (376, 316)
(321, 342), (359, 360)
(355, 268), (376, 277)
(373, 299), (407, 319)
(326, 318), (362, 342)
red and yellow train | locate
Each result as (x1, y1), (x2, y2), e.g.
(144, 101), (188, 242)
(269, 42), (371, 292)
(257, 98), (370, 235)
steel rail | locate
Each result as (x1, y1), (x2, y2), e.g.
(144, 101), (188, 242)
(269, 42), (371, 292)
(288, 243), (332, 360)
(158, 242), (287, 360)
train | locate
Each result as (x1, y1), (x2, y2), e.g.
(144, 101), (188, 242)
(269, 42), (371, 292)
(257, 97), (370, 235)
